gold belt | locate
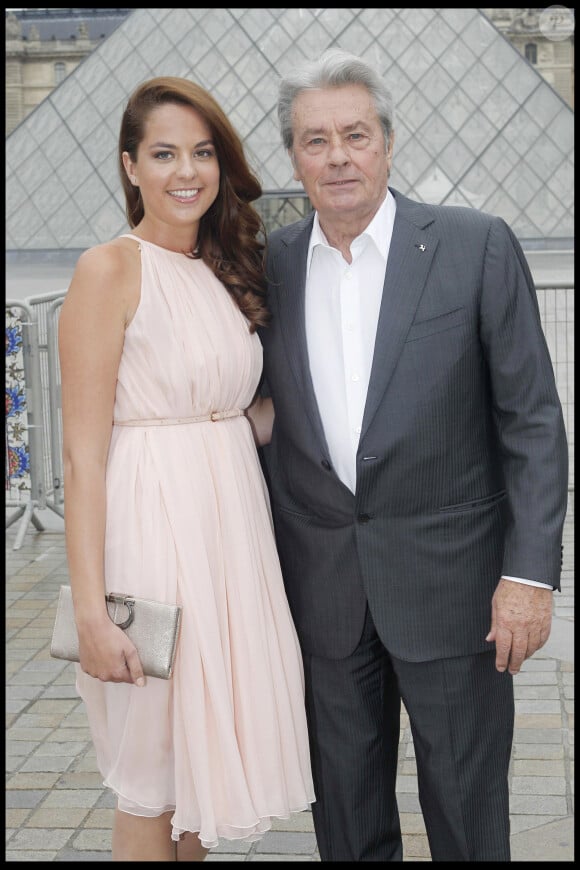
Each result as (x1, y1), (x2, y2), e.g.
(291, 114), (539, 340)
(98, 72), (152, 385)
(114, 409), (244, 427)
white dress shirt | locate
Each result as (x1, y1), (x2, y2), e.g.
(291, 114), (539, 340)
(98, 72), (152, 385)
(305, 190), (394, 493)
(304, 190), (551, 590)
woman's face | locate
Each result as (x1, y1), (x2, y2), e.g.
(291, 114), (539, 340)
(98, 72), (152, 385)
(123, 101), (220, 238)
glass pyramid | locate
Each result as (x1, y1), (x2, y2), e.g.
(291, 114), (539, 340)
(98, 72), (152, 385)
(6, 8), (574, 250)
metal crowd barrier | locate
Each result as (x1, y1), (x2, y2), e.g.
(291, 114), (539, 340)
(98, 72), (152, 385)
(6, 301), (50, 548)
(5, 293), (67, 549)
(534, 280), (575, 493)
(26, 291), (67, 515)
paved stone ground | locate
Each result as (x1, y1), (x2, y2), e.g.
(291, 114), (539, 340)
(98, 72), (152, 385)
(5, 494), (574, 862)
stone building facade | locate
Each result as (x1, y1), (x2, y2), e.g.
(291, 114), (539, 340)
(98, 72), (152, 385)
(481, 7), (574, 108)
(5, 8), (132, 135)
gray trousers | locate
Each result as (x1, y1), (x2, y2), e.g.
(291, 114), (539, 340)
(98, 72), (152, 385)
(303, 606), (514, 861)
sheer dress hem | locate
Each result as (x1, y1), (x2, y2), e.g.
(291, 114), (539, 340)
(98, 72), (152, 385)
(106, 778), (315, 848)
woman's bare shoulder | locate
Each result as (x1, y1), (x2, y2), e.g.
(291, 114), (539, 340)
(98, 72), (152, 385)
(66, 237), (141, 317)
(74, 237), (139, 280)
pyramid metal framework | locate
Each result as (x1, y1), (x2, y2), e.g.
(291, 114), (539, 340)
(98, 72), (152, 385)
(6, 7), (574, 251)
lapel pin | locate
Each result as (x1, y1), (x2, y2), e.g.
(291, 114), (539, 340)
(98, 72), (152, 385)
(415, 243), (426, 252)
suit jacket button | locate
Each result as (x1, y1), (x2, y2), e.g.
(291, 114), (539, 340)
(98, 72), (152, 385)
(358, 513), (371, 523)
(321, 459), (331, 470)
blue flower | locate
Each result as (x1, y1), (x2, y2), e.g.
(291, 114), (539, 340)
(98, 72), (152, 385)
(5, 326), (22, 357)
(6, 386), (26, 417)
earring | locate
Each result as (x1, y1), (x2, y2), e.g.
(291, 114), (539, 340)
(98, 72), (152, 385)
(131, 176), (138, 185)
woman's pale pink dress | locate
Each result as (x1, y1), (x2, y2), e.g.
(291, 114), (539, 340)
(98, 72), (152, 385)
(75, 235), (315, 847)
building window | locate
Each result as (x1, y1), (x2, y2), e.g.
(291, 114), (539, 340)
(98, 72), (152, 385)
(54, 62), (67, 84)
(525, 43), (537, 64)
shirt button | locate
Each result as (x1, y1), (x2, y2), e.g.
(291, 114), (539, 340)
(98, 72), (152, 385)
(354, 426), (361, 435)
(357, 513), (371, 523)
(345, 272), (352, 280)
(351, 373), (360, 382)
(321, 459), (331, 470)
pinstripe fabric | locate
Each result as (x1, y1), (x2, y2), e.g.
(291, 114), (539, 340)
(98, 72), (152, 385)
(260, 189), (568, 662)
(392, 650), (513, 860)
(303, 609), (402, 861)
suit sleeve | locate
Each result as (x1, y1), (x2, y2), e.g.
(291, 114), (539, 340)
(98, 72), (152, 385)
(479, 217), (568, 589)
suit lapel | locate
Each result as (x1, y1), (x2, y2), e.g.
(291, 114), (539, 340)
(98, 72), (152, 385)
(361, 194), (438, 439)
(274, 219), (330, 453)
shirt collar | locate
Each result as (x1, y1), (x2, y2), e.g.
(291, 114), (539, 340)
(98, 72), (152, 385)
(307, 188), (396, 276)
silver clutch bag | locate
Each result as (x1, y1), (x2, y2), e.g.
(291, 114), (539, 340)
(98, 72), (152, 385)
(50, 585), (182, 680)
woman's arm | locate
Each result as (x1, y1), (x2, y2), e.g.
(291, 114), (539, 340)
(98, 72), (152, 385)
(58, 241), (144, 685)
(245, 394), (275, 446)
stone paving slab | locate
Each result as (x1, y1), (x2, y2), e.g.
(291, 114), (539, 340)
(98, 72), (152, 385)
(5, 495), (574, 861)
(510, 817), (575, 861)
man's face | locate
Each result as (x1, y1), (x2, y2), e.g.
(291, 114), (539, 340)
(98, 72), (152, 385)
(289, 84), (393, 230)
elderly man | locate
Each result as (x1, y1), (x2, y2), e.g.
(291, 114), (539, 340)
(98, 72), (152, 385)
(259, 49), (568, 861)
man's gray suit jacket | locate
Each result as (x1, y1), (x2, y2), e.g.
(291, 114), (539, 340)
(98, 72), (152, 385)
(259, 188), (568, 662)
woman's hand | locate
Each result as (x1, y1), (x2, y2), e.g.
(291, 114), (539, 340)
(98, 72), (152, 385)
(77, 614), (145, 686)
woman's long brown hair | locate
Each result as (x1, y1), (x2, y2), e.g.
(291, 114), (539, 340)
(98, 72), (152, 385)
(118, 76), (269, 331)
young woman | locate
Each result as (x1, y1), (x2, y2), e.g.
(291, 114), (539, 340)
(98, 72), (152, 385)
(59, 77), (314, 861)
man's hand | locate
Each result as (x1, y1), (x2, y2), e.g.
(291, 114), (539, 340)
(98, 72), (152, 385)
(486, 578), (553, 675)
